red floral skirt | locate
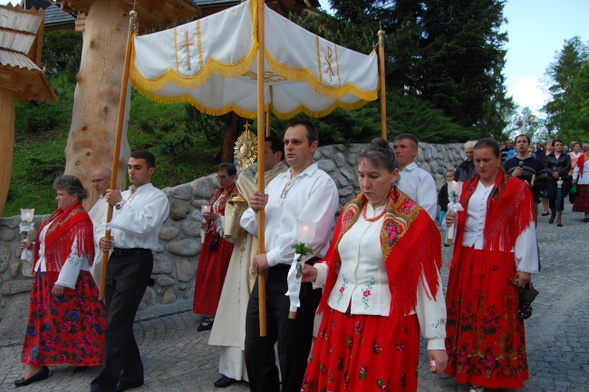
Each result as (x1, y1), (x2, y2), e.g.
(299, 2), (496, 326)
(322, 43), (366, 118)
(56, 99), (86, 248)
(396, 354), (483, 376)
(21, 271), (106, 367)
(193, 231), (234, 315)
(445, 247), (529, 389)
(572, 184), (589, 213)
(302, 308), (419, 392)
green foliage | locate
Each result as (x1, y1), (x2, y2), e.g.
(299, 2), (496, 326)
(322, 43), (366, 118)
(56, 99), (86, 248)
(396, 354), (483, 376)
(5, 131), (68, 216)
(319, 0), (512, 135)
(14, 72), (75, 134)
(42, 30), (83, 79)
(543, 36), (589, 143)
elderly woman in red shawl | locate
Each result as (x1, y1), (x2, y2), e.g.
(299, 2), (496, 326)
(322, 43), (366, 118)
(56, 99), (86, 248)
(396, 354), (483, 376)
(15, 175), (106, 387)
(301, 138), (448, 392)
(444, 139), (539, 392)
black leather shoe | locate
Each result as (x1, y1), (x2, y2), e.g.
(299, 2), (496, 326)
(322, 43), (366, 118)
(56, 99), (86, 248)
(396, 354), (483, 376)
(115, 381), (144, 392)
(14, 366), (49, 387)
(214, 375), (237, 388)
(549, 216), (555, 224)
(197, 317), (214, 331)
(73, 366), (90, 373)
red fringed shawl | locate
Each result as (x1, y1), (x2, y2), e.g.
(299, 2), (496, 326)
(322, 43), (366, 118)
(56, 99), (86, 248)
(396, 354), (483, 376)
(450, 170), (536, 267)
(318, 187), (442, 340)
(577, 152), (587, 177)
(33, 203), (95, 286)
(204, 185), (239, 232)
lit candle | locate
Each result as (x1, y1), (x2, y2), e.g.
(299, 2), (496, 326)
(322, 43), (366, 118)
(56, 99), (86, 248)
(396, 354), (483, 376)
(201, 205), (210, 214)
(20, 208), (35, 222)
(296, 220), (316, 244)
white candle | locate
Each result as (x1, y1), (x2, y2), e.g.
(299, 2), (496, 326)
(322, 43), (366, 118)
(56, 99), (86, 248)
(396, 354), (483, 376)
(20, 208), (35, 222)
(296, 220), (316, 244)
(201, 205), (210, 214)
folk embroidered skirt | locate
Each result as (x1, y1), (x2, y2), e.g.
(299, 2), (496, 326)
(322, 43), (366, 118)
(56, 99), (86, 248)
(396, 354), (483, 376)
(301, 308), (419, 392)
(21, 271), (107, 367)
(445, 247), (529, 389)
(193, 231), (234, 315)
(572, 184), (589, 213)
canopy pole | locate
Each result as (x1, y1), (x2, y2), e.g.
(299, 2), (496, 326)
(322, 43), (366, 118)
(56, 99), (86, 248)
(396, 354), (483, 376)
(378, 26), (387, 140)
(256, 0), (268, 337)
(99, 10), (137, 300)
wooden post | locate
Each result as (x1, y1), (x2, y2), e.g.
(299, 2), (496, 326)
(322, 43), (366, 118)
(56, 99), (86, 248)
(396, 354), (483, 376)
(99, 10), (137, 300)
(256, 0), (267, 337)
(378, 28), (387, 140)
(0, 89), (15, 215)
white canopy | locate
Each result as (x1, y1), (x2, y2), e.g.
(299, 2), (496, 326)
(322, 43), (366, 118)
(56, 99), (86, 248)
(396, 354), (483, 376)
(130, 0), (379, 119)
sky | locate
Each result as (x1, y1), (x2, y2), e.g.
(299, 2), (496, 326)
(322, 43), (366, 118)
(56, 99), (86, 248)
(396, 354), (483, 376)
(3, 0), (588, 115)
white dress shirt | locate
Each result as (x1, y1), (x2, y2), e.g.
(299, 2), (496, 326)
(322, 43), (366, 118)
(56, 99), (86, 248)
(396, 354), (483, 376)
(312, 204), (447, 350)
(240, 163), (339, 267)
(88, 195), (109, 277)
(398, 162), (438, 220)
(96, 183), (170, 251)
(461, 181), (539, 273)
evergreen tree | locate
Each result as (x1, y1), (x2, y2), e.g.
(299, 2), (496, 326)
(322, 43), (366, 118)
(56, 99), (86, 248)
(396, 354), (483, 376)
(306, 0), (510, 140)
(543, 36), (589, 142)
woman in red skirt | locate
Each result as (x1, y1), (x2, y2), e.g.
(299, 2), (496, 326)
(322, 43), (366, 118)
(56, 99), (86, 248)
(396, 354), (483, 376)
(193, 163), (238, 331)
(15, 175), (106, 387)
(572, 143), (589, 222)
(445, 139), (539, 392)
(301, 138), (448, 392)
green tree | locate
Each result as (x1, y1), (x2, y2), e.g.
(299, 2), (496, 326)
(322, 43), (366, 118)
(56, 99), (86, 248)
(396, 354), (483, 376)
(543, 36), (589, 142)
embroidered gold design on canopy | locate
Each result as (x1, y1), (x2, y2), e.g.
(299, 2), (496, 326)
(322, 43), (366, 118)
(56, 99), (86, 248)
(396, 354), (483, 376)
(130, 0), (379, 119)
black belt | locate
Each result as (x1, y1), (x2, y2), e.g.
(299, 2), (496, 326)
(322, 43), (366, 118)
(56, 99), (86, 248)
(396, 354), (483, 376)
(112, 248), (151, 256)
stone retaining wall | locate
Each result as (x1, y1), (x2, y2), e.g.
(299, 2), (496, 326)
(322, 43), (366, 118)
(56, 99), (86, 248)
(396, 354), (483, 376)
(0, 142), (465, 340)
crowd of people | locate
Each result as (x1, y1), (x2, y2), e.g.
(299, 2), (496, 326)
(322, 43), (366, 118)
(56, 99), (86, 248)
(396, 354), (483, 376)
(12, 125), (587, 392)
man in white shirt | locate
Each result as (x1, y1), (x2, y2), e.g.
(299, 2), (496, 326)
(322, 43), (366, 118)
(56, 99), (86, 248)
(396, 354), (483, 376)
(91, 151), (170, 392)
(393, 133), (438, 220)
(241, 120), (339, 392)
(88, 166), (111, 287)
(209, 135), (289, 388)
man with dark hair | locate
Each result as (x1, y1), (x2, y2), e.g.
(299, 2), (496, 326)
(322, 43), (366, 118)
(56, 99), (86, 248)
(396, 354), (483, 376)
(91, 150), (170, 392)
(393, 133), (437, 220)
(503, 134), (548, 211)
(208, 134), (289, 388)
(241, 120), (338, 392)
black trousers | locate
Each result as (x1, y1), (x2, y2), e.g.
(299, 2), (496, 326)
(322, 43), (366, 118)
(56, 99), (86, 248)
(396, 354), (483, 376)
(547, 178), (570, 211)
(90, 250), (153, 392)
(245, 263), (322, 392)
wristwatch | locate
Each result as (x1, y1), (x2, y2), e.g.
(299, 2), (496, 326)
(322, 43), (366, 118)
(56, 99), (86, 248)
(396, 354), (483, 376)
(115, 200), (126, 210)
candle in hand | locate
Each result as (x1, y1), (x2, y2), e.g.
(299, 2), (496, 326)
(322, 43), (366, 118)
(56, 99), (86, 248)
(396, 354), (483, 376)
(21, 208), (35, 222)
(296, 220), (316, 244)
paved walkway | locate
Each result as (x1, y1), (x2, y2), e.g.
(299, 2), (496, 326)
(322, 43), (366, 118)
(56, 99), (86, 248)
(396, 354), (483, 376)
(1, 203), (587, 391)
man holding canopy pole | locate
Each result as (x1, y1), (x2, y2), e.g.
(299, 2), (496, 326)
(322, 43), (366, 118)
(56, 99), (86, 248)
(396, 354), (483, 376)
(241, 120), (338, 392)
(91, 150), (169, 392)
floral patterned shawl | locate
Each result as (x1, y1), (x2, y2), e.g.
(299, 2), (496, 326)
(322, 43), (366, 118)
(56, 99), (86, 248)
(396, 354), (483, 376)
(318, 186), (442, 339)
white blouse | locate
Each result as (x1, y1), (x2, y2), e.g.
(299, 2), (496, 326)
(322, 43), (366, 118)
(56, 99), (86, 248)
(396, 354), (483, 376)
(313, 204), (447, 350)
(461, 181), (539, 273)
(34, 221), (91, 289)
